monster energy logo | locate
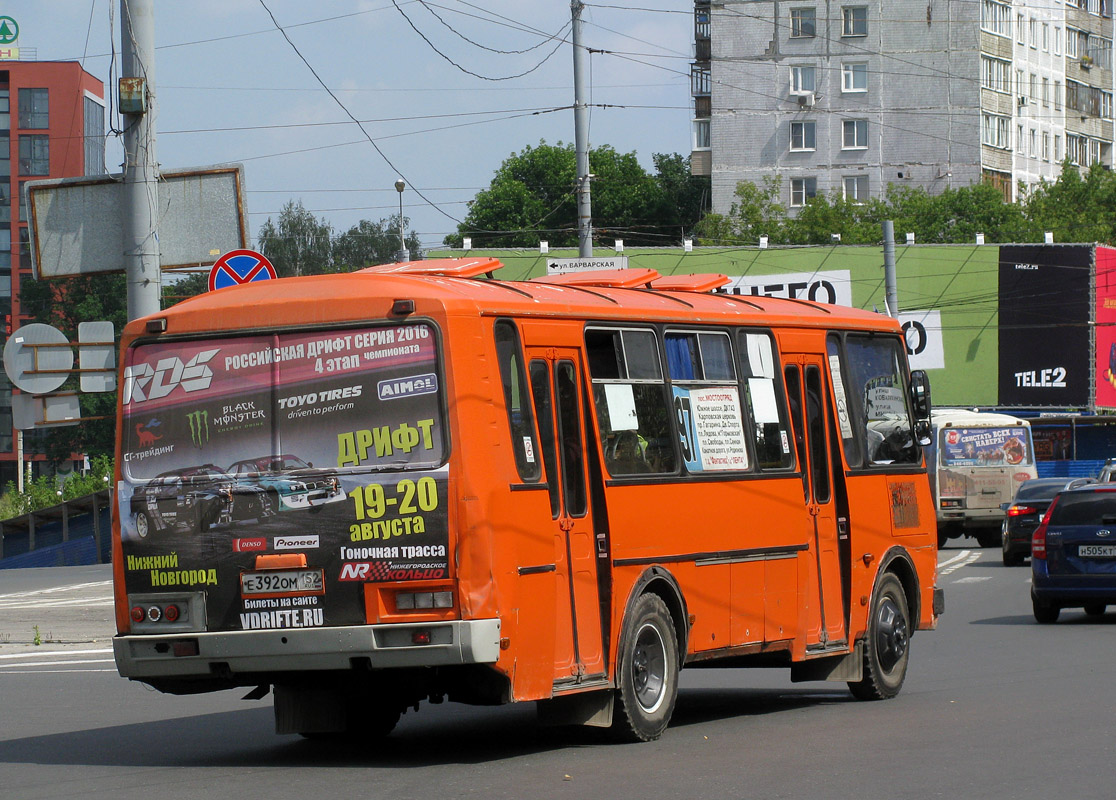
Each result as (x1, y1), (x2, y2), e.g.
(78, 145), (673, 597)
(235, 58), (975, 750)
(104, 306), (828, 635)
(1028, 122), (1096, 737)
(187, 410), (209, 448)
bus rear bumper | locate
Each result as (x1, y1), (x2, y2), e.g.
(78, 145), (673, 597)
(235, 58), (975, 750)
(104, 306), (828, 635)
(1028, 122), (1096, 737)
(113, 618), (502, 682)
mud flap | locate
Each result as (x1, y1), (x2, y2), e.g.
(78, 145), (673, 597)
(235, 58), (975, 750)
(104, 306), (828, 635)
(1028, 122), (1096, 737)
(274, 685), (347, 734)
(537, 689), (614, 728)
(790, 641), (864, 683)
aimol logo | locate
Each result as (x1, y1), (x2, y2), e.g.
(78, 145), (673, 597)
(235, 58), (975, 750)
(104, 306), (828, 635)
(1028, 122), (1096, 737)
(123, 349), (220, 405)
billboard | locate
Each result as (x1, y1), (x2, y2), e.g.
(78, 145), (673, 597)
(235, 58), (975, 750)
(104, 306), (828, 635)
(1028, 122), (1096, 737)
(1095, 246), (1116, 409)
(998, 245), (1091, 407)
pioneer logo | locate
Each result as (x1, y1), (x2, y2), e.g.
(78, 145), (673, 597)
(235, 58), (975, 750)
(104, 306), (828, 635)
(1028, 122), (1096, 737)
(274, 535), (320, 550)
(124, 349), (220, 404)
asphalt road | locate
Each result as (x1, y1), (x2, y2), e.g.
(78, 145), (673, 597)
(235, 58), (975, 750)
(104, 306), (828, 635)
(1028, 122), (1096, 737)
(1, 547), (1114, 800)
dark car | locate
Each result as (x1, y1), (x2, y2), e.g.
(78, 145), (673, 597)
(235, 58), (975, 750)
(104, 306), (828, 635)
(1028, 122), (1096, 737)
(130, 465), (269, 539)
(225, 454), (345, 512)
(1001, 477), (1095, 566)
(1031, 484), (1116, 623)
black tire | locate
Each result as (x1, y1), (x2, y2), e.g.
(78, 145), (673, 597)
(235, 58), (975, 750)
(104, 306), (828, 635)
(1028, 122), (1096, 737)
(1002, 538), (1024, 567)
(298, 696), (401, 740)
(134, 511), (152, 540)
(937, 530), (949, 549)
(612, 593), (679, 742)
(1084, 603), (1107, 617)
(1032, 591), (1060, 624)
(975, 530), (1001, 549)
(848, 573), (910, 701)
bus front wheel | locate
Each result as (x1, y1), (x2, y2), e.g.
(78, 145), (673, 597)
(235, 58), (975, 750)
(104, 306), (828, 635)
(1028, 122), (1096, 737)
(848, 573), (910, 701)
(613, 592), (679, 742)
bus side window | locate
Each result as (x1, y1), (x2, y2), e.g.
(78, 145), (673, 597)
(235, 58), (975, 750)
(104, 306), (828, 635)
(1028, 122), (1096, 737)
(784, 365), (809, 501)
(585, 327), (677, 477)
(665, 329), (751, 473)
(529, 360), (561, 519)
(826, 335), (863, 467)
(495, 320), (541, 482)
(740, 331), (796, 470)
(555, 361), (587, 517)
(841, 334), (919, 466)
(805, 366), (831, 504)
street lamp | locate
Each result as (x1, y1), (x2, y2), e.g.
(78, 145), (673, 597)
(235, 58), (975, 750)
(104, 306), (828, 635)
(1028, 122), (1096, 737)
(395, 178), (409, 262)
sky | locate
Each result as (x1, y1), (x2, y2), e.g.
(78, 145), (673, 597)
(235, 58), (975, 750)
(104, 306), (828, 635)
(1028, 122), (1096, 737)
(12, 0), (694, 252)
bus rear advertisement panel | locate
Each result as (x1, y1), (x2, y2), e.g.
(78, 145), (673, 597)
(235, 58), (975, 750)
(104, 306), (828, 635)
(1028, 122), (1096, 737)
(118, 322), (450, 632)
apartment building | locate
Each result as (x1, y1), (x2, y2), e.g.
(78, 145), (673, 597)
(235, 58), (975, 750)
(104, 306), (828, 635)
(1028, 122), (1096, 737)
(690, 0), (1114, 211)
(0, 57), (105, 487)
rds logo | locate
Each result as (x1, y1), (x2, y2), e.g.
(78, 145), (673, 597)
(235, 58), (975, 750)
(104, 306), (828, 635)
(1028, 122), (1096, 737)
(123, 349), (220, 405)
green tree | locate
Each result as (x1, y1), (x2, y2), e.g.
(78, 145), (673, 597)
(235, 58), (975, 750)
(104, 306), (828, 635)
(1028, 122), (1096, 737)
(333, 216), (422, 270)
(446, 142), (710, 248)
(258, 200), (335, 277)
(694, 176), (787, 245)
(1023, 162), (1116, 244)
(697, 178), (1034, 246)
(18, 273), (127, 461)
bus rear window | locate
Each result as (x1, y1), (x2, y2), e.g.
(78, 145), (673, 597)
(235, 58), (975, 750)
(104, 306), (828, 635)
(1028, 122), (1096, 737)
(939, 426), (1032, 467)
(121, 323), (446, 482)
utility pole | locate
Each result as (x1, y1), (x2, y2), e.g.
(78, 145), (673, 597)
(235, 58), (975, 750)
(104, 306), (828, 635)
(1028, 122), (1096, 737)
(882, 220), (898, 318)
(121, 0), (162, 321)
(571, 1), (593, 258)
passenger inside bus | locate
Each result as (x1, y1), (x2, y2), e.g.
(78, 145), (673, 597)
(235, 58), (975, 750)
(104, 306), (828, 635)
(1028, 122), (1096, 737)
(607, 430), (653, 475)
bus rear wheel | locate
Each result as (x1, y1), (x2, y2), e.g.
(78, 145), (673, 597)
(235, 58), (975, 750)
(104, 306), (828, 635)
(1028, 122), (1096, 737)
(848, 573), (910, 701)
(612, 593), (679, 742)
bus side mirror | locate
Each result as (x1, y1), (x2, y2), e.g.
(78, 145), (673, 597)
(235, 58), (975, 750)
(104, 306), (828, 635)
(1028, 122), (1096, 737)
(909, 370), (932, 446)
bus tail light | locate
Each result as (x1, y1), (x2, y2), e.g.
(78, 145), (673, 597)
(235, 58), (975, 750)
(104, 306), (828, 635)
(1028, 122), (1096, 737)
(940, 498), (963, 508)
(126, 593), (202, 632)
(412, 630), (432, 645)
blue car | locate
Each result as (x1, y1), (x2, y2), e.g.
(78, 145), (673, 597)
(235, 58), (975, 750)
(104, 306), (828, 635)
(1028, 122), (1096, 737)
(1031, 484), (1116, 623)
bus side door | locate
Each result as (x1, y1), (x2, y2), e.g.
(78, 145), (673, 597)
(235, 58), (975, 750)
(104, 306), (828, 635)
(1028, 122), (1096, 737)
(526, 347), (607, 687)
(784, 356), (849, 650)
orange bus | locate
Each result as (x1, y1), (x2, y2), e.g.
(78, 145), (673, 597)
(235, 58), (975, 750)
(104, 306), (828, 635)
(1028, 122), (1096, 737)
(111, 259), (942, 741)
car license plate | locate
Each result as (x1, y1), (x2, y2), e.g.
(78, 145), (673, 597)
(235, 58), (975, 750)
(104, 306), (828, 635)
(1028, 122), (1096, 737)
(1078, 545), (1116, 557)
(241, 569), (324, 596)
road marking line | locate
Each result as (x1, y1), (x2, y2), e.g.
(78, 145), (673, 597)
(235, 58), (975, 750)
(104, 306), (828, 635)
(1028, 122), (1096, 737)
(0, 668), (117, 674)
(0, 580), (113, 600)
(0, 648), (113, 660)
(954, 576), (992, 583)
(0, 658), (115, 669)
(0, 597), (114, 609)
(940, 550), (982, 575)
(938, 550), (971, 569)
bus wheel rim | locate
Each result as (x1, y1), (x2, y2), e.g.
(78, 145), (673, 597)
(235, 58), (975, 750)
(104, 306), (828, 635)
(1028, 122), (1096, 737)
(875, 596), (907, 672)
(632, 622), (667, 713)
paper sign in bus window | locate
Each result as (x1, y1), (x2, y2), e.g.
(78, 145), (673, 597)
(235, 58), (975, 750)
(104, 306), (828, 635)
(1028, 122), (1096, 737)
(604, 383), (639, 431)
(748, 378), (780, 425)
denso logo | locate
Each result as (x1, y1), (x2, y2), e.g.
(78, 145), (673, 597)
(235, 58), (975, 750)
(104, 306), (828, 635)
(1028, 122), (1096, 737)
(233, 538), (267, 553)
(124, 349), (220, 404)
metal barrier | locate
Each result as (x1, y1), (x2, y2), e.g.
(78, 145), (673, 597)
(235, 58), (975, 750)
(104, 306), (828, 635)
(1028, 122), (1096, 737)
(0, 490), (113, 568)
